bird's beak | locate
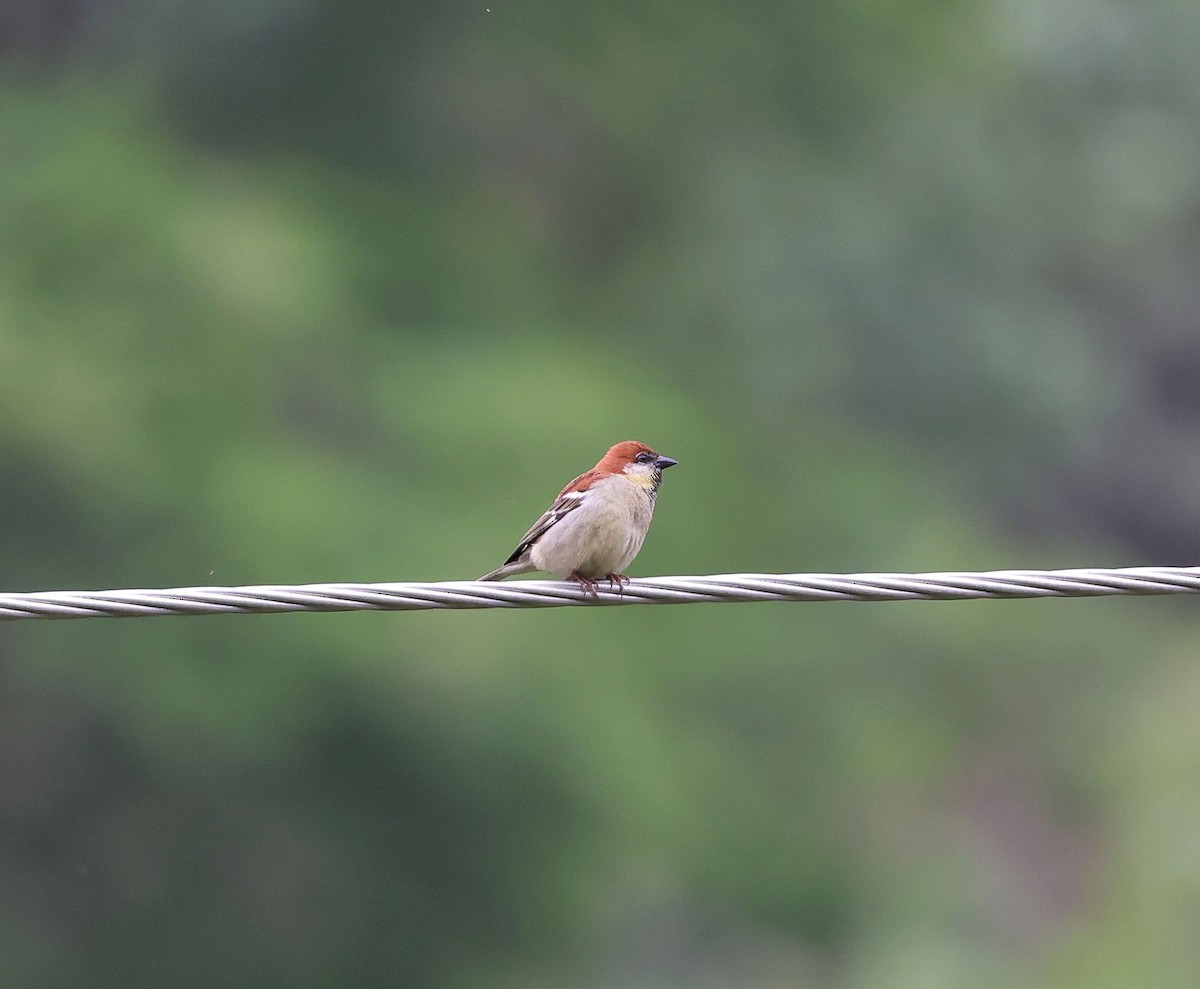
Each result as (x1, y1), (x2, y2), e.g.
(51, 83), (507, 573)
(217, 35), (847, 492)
(654, 455), (678, 470)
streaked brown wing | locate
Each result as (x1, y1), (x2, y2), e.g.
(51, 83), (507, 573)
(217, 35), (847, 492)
(501, 473), (593, 565)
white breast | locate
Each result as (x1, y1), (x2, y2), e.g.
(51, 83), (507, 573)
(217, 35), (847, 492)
(530, 475), (656, 578)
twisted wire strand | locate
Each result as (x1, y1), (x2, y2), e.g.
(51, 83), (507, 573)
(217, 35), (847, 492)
(1, 566), (1198, 621)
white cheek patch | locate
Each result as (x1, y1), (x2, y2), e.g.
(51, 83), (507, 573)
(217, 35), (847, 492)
(622, 465), (658, 489)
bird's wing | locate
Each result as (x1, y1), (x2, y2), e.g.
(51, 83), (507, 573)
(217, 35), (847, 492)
(500, 470), (595, 565)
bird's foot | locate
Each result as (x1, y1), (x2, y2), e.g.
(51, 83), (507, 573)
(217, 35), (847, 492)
(569, 572), (601, 598)
(605, 573), (630, 595)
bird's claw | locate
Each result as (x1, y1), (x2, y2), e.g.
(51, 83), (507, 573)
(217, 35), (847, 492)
(567, 573), (629, 599)
(606, 573), (630, 595)
(569, 572), (601, 598)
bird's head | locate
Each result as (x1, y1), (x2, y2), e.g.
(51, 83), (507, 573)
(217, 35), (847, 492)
(599, 440), (678, 489)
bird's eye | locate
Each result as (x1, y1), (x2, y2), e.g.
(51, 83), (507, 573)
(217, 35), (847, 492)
(635, 452), (655, 464)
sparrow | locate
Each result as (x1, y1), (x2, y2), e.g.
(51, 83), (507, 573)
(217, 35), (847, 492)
(479, 440), (678, 593)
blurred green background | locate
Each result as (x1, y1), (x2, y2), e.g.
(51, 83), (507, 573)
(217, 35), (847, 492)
(3, 1), (1200, 985)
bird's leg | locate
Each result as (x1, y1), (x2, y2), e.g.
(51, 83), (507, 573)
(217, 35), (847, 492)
(605, 573), (630, 595)
(568, 571), (601, 598)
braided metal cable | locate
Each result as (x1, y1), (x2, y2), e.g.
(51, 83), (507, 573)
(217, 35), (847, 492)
(1, 566), (1199, 621)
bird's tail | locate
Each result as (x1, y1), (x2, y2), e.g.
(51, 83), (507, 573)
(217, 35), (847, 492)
(478, 560), (536, 581)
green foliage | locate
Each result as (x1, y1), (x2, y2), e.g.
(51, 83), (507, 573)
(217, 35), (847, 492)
(3, 2), (1200, 986)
